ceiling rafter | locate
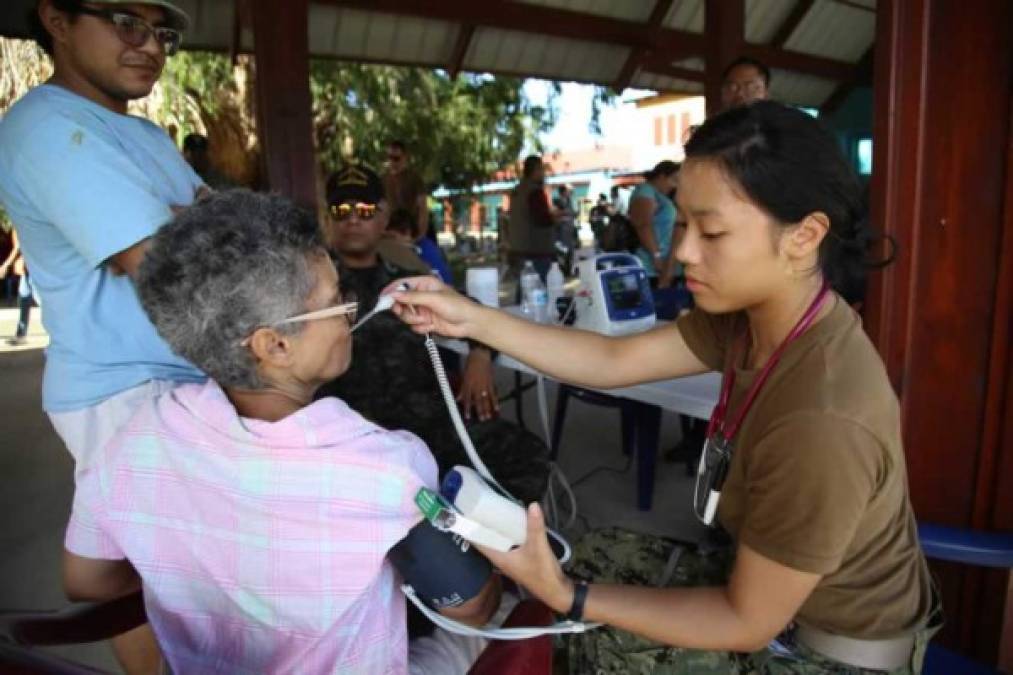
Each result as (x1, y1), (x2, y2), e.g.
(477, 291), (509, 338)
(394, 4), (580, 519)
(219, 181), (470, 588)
(316, 0), (706, 64)
(639, 56), (706, 83)
(820, 45), (874, 115)
(447, 24), (475, 79)
(613, 0), (675, 92)
(770, 0), (815, 47)
(741, 43), (857, 81)
(318, 0), (859, 86)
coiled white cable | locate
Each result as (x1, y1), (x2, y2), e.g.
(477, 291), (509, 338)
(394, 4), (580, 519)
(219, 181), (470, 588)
(363, 285), (600, 640)
(423, 334), (572, 564)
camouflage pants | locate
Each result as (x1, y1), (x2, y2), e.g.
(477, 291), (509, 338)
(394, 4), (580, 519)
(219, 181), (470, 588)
(564, 528), (935, 675)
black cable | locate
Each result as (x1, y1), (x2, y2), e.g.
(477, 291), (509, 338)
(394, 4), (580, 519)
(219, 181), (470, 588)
(567, 454), (634, 491)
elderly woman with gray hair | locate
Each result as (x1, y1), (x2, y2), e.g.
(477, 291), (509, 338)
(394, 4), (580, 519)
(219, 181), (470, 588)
(59, 189), (500, 674)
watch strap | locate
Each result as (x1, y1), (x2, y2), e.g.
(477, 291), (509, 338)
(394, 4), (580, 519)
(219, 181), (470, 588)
(566, 580), (589, 622)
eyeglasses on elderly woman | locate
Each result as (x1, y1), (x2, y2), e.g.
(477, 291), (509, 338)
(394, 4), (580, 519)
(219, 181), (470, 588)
(239, 292), (358, 347)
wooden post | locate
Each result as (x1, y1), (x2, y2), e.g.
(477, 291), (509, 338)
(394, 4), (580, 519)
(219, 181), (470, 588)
(249, 0), (317, 210)
(703, 0), (743, 117)
(866, 0), (1013, 664)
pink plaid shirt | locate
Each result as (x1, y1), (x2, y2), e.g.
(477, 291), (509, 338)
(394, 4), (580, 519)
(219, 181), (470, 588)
(66, 380), (437, 674)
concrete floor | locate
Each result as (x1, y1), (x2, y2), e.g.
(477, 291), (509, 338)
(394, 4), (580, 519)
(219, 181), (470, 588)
(0, 306), (706, 673)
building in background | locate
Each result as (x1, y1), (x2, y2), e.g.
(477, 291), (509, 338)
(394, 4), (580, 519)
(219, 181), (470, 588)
(630, 94), (706, 169)
(434, 95), (706, 243)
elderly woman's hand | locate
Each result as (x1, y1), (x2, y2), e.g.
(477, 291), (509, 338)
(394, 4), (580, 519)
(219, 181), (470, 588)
(388, 275), (484, 339)
(457, 348), (499, 421)
(475, 503), (574, 615)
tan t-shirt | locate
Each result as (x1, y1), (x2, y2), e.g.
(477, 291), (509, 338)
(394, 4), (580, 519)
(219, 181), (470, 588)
(677, 297), (933, 638)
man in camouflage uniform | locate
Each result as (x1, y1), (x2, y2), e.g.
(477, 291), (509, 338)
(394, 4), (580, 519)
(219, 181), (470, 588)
(565, 528), (938, 674)
(316, 165), (550, 504)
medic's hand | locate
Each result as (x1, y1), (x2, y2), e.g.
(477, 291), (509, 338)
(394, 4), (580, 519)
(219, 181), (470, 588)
(474, 503), (575, 615)
(457, 348), (499, 421)
(388, 275), (482, 339)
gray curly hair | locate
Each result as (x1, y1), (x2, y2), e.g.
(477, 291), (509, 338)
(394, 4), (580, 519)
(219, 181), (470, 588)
(138, 189), (325, 389)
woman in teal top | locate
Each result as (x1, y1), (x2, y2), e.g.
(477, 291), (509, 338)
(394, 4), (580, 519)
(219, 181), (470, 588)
(630, 160), (679, 286)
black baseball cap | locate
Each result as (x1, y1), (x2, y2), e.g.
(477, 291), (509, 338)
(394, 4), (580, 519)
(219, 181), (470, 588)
(326, 165), (384, 206)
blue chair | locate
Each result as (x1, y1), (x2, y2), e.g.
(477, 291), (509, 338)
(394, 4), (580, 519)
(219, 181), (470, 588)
(918, 523), (1013, 675)
(551, 385), (663, 510)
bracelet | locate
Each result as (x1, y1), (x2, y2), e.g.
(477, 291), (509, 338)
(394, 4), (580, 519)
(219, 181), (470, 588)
(566, 580), (589, 622)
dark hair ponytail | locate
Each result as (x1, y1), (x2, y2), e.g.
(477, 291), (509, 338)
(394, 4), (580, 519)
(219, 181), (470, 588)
(645, 160), (679, 181)
(684, 101), (893, 303)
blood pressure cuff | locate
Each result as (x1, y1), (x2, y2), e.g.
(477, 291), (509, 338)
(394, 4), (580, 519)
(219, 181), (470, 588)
(388, 519), (492, 610)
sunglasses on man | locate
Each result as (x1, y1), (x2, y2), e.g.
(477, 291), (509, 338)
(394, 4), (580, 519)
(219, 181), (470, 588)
(76, 6), (182, 56)
(330, 203), (379, 221)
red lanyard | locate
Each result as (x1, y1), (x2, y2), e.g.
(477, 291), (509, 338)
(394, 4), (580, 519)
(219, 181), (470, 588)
(706, 281), (831, 442)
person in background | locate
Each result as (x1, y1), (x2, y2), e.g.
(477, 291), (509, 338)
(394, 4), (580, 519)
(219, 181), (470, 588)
(319, 165), (550, 506)
(721, 56), (771, 111)
(64, 189), (501, 674)
(0, 229), (34, 346)
(629, 160), (680, 288)
(384, 140), (449, 282)
(552, 184), (577, 255)
(386, 207), (453, 284)
(0, 1), (206, 668)
(383, 140), (428, 234)
(588, 193), (613, 246)
(181, 132), (232, 190)
(508, 154), (556, 280)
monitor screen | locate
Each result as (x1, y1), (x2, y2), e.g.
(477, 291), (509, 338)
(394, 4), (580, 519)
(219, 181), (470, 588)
(606, 273), (643, 311)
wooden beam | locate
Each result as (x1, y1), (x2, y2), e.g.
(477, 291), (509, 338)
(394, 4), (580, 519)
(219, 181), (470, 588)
(229, 0), (241, 65)
(250, 0), (317, 209)
(866, 0), (1013, 664)
(447, 24), (475, 79)
(639, 56), (706, 83)
(741, 43), (857, 81)
(229, 0), (252, 66)
(819, 46), (873, 115)
(831, 0), (876, 13)
(704, 0), (744, 115)
(613, 0), (675, 92)
(318, 0), (706, 64)
(770, 0), (815, 47)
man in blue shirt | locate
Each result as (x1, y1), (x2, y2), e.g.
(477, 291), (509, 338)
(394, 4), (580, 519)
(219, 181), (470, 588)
(0, 1), (202, 669)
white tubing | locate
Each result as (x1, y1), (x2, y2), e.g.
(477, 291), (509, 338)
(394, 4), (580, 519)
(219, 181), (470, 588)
(402, 585), (597, 639)
(423, 335), (574, 564)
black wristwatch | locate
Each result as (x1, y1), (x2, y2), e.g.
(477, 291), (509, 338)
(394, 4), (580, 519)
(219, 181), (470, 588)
(566, 580), (590, 622)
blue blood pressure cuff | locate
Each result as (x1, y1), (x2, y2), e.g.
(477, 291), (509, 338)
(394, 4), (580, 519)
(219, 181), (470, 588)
(388, 519), (492, 610)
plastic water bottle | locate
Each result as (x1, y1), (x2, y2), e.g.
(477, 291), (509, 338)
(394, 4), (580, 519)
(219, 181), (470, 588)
(520, 260), (548, 323)
(546, 262), (564, 323)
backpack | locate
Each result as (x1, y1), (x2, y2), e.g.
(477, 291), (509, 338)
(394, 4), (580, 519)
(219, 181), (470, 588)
(599, 212), (639, 253)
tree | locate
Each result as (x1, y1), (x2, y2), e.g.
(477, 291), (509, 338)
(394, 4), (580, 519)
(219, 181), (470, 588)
(0, 37), (50, 112)
(310, 63), (558, 189)
(139, 51), (261, 188)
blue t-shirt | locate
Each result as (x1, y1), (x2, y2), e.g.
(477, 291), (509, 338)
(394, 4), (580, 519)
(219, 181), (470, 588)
(0, 85), (206, 412)
(631, 182), (677, 276)
(416, 236), (452, 284)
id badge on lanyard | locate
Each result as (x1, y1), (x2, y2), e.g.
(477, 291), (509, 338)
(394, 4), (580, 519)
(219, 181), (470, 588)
(694, 434), (732, 526)
(692, 281), (831, 528)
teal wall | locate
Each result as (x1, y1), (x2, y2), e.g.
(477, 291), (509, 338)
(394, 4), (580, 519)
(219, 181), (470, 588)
(822, 87), (874, 178)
